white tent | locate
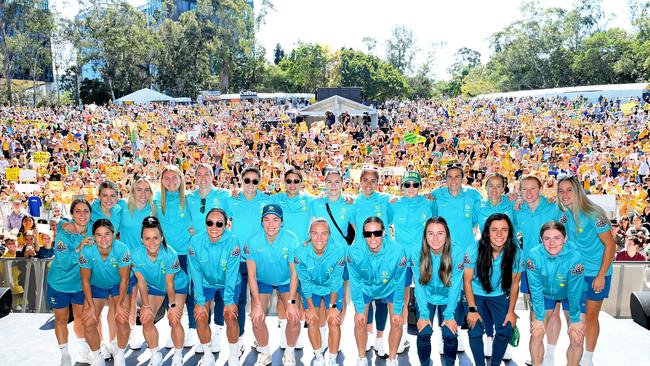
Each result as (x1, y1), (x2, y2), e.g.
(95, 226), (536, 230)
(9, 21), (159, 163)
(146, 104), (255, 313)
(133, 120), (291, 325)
(114, 88), (176, 105)
(299, 95), (378, 127)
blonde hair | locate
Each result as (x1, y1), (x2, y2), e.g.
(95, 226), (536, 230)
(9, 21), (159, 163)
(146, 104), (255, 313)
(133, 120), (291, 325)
(419, 217), (453, 287)
(160, 165), (186, 215)
(519, 174), (542, 188)
(127, 175), (156, 216)
(557, 175), (607, 227)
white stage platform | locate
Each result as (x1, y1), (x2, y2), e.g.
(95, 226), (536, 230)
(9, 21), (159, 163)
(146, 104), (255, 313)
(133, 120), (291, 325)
(1, 309), (648, 365)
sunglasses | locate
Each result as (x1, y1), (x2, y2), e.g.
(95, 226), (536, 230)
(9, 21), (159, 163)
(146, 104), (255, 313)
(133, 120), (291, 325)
(402, 182), (420, 189)
(362, 230), (383, 238)
(200, 198), (206, 214)
(446, 163), (462, 169)
(205, 220), (225, 228)
(285, 179), (301, 184)
(143, 217), (160, 226)
(243, 178), (260, 185)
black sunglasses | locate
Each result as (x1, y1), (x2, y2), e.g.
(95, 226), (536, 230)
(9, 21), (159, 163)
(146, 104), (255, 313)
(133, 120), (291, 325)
(362, 230), (383, 238)
(402, 182), (420, 189)
(200, 198), (206, 214)
(285, 179), (301, 184)
(243, 178), (260, 185)
(206, 220), (225, 228)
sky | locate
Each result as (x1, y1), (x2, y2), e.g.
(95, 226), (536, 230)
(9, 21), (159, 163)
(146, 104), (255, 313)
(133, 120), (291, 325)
(53, 0), (633, 79)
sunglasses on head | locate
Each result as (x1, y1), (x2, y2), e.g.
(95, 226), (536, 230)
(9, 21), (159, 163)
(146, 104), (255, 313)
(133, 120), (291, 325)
(205, 220), (225, 228)
(362, 230), (383, 238)
(402, 182), (420, 189)
(285, 178), (301, 184)
(243, 178), (259, 185)
(446, 163), (462, 169)
(200, 198), (206, 213)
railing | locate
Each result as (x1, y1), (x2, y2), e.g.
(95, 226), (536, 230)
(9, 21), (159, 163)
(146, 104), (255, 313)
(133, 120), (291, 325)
(2, 258), (649, 318)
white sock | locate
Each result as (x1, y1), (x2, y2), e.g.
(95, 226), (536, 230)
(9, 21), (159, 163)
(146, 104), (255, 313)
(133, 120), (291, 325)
(77, 338), (89, 351)
(329, 352), (338, 360)
(260, 345), (270, 354)
(174, 347), (183, 357)
(202, 342), (210, 350)
(116, 346), (125, 355)
(546, 343), (556, 356)
(286, 346), (295, 352)
(150, 346), (159, 354)
(59, 343), (69, 355)
(229, 342), (239, 355)
(583, 351), (594, 361)
(92, 350), (100, 358)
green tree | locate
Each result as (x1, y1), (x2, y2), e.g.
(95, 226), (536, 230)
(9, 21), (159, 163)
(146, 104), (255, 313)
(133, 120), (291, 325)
(461, 64), (500, 96)
(279, 43), (329, 93)
(385, 25), (417, 75)
(446, 47), (481, 96)
(21, 6), (55, 106)
(572, 28), (635, 84)
(273, 43), (285, 65)
(0, 0), (31, 105)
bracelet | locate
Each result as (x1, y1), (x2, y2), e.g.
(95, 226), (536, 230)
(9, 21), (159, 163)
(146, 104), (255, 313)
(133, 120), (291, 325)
(142, 305), (151, 309)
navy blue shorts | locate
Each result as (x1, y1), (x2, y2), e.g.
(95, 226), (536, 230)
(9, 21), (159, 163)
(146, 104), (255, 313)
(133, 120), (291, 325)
(405, 268), (413, 286)
(343, 264), (349, 281)
(584, 275), (611, 301)
(46, 284), (84, 309)
(300, 286), (344, 310)
(363, 292), (395, 307)
(147, 284), (189, 297)
(202, 284), (242, 305)
(91, 276), (136, 299)
(257, 281), (290, 295)
(543, 293), (587, 314)
(520, 272), (530, 294)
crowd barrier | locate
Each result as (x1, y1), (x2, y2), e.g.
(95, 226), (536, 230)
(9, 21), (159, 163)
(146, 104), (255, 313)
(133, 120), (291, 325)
(1, 257), (649, 319)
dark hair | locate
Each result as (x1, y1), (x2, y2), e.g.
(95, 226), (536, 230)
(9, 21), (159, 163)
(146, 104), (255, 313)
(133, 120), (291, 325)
(284, 168), (303, 181)
(92, 219), (115, 235)
(70, 199), (92, 215)
(445, 163), (464, 178)
(206, 207), (228, 223)
(241, 166), (261, 178)
(476, 213), (517, 294)
(362, 216), (385, 231)
(539, 221), (567, 239)
(97, 180), (119, 196)
(141, 216), (167, 248)
(419, 217), (453, 287)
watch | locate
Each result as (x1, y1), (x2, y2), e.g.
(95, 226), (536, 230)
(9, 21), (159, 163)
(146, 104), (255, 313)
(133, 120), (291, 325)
(169, 303), (177, 309)
(468, 306), (477, 313)
(288, 299), (296, 304)
(330, 304), (337, 309)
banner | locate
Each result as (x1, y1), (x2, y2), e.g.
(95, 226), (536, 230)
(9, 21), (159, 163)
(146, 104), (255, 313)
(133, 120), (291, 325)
(33, 152), (50, 164)
(19, 169), (37, 182)
(5, 168), (19, 181)
(49, 181), (64, 191)
(403, 132), (426, 144)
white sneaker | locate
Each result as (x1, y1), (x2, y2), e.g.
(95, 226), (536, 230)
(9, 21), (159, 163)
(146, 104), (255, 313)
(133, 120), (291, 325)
(210, 328), (221, 353)
(313, 352), (325, 366)
(227, 354), (241, 366)
(542, 356), (554, 366)
(386, 359), (398, 366)
(355, 358), (368, 366)
(148, 351), (163, 366)
(184, 329), (198, 347)
(484, 336), (493, 357)
(365, 332), (373, 351)
(254, 352), (272, 366)
(525, 359), (533, 366)
(457, 336), (465, 352)
(327, 357), (339, 366)
(113, 350), (125, 366)
(374, 338), (387, 357)
(397, 337), (410, 354)
(100, 343), (112, 360)
(252, 340), (262, 353)
(503, 345), (513, 361)
(195, 343), (204, 354)
(199, 351), (215, 366)
(439, 334), (444, 355)
(90, 354), (106, 366)
(238, 341), (245, 357)
(60, 353), (72, 366)
(282, 349), (297, 366)
(130, 328), (144, 349)
(171, 351), (183, 366)
(580, 355), (593, 366)
(164, 337), (175, 349)
(77, 349), (93, 364)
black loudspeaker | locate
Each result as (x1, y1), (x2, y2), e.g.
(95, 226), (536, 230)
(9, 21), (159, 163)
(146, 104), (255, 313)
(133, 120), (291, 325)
(0, 287), (12, 319)
(630, 291), (650, 330)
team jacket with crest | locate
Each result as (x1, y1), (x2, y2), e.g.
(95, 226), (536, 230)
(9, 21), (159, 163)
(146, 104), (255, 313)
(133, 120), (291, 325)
(131, 244), (189, 294)
(347, 237), (407, 315)
(47, 229), (88, 293)
(410, 245), (465, 321)
(513, 197), (560, 255)
(560, 210), (612, 277)
(293, 240), (346, 299)
(430, 186), (482, 252)
(526, 243), (586, 323)
(389, 195), (434, 250)
(79, 240), (131, 289)
(188, 230), (242, 306)
(243, 228), (299, 287)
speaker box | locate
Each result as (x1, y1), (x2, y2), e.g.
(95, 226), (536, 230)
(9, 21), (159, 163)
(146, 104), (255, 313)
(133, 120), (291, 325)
(0, 287), (12, 319)
(630, 291), (650, 330)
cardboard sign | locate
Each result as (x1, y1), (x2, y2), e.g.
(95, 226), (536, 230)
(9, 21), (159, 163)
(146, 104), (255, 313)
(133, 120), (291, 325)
(33, 152), (50, 164)
(5, 168), (19, 181)
(19, 169), (37, 182)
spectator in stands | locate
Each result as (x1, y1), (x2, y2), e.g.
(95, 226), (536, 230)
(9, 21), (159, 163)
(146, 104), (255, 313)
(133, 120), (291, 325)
(5, 199), (25, 231)
(36, 225), (54, 258)
(610, 220), (626, 251)
(618, 216), (631, 233)
(17, 215), (39, 251)
(0, 188), (11, 228)
(625, 214), (650, 242)
(27, 190), (43, 218)
(641, 205), (650, 232)
(615, 237), (647, 261)
(17, 230), (37, 258)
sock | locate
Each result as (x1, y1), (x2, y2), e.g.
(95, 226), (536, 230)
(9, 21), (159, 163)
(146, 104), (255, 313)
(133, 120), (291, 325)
(329, 352), (338, 360)
(150, 346), (159, 354)
(286, 346), (295, 353)
(260, 345), (270, 354)
(92, 350), (100, 358)
(116, 346), (125, 356)
(202, 342), (210, 351)
(59, 343), (69, 355)
(546, 343), (556, 356)
(77, 338), (89, 352)
(229, 342), (239, 355)
(174, 347), (183, 357)
(583, 351), (594, 361)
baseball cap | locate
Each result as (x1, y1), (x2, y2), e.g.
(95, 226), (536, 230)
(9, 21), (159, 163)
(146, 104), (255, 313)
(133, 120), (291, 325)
(401, 171), (422, 184)
(261, 204), (283, 220)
